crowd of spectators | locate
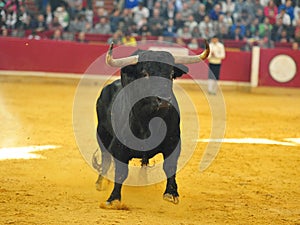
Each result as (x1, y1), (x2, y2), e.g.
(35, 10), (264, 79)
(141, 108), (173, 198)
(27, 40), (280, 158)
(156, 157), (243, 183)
(1, 0), (300, 50)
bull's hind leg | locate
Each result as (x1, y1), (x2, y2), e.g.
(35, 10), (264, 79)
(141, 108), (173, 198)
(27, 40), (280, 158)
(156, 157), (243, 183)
(95, 149), (112, 191)
(106, 159), (129, 204)
(162, 139), (181, 204)
(95, 133), (112, 191)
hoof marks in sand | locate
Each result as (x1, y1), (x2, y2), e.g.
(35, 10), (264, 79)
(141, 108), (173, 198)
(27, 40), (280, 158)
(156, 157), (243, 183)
(100, 200), (130, 210)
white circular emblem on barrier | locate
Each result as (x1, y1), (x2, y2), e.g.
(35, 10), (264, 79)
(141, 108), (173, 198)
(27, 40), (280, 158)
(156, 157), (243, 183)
(269, 54), (297, 83)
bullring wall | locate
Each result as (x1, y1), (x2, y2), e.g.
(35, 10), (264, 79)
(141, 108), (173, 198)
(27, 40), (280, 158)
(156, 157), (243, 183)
(0, 37), (299, 87)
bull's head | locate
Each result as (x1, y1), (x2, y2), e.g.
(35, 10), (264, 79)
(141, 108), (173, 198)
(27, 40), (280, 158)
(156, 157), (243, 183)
(105, 41), (210, 111)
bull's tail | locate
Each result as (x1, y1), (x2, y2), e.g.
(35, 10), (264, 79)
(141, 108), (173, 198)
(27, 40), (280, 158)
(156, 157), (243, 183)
(92, 149), (102, 173)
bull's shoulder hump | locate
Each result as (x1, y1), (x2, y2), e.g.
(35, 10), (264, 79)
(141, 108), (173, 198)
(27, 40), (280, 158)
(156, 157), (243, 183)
(97, 79), (122, 103)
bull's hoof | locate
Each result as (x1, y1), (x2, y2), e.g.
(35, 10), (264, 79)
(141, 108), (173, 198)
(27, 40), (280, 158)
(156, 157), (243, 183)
(163, 193), (179, 204)
(95, 175), (107, 191)
(95, 181), (103, 191)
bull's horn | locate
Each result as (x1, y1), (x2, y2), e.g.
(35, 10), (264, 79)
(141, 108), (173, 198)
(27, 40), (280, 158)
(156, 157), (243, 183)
(174, 39), (210, 64)
(106, 42), (139, 67)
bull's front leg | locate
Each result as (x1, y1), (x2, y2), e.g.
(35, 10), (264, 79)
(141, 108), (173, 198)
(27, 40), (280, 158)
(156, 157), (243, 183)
(106, 159), (129, 204)
(162, 138), (181, 204)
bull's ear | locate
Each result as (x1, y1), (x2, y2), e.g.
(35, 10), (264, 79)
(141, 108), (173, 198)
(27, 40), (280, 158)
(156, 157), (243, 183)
(173, 64), (189, 79)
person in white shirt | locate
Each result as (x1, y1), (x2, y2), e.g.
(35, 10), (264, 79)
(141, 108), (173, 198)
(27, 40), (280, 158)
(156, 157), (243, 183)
(132, 1), (150, 25)
(207, 36), (226, 95)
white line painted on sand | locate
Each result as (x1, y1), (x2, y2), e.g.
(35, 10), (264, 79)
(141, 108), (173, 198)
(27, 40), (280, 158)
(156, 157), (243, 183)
(197, 138), (298, 146)
(284, 138), (300, 145)
(0, 145), (61, 160)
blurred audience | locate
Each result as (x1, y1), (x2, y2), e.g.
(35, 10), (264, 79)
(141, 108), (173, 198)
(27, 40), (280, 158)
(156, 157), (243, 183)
(0, 0), (299, 49)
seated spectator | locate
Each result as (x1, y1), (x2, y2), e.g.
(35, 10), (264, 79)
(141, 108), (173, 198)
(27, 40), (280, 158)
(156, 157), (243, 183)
(175, 37), (186, 47)
(191, 26), (201, 38)
(278, 0), (294, 22)
(137, 16), (148, 30)
(209, 3), (224, 21)
(48, 16), (63, 31)
(199, 15), (215, 39)
(218, 26), (231, 40)
(68, 13), (88, 33)
(4, 0), (19, 13)
(148, 8), (164, 31)
(258, 17), (273, 38)
(221, 0), (235, 15)
(107, 30), (122, 45)
(16, 5), (29, 30)
(124, 0), (139, 9)
(189, 0), (201, 14)
(0, 2), (5, 27)
(150, 1), (161, 17)
(43, 4), (53, 27)
(277, 29), (291, 42)
(246, 18), (260, 38)
(76, 31), (88, 43)
(121, 30), (137, 46)
(163, 18), (177, 37)
(292, 41), (299, 50)
(271, 17), (287, 41)
(233, 0), (244, 21)
(193, 4), (206, 23)
(52, 28), (63, 40)
(162, 2), (177, 20)
(174, 12), (185, 31)
(255, 7), (265, 23)
(230, 19), (246, 38)
(243, 0), (256, 18)
(276, 8), (291, 26)
(260, 0), (269, 7)
(223, 11), (234, 27)
(1, 27), (8, 36)
(181, 2), (193, 21)
(294, 29), (300, 43)
(5, 4), (17, 29)
(138, 22), (151, 36)
(230, 26), (245, 40)
(293, 2), (300, 26)
(185, 15), (198, 32)
(258, 17), (273, 47)
(67, 0), (84, 18)
(132, 0), (150, 25)
(93, 7), (107, 25)
(176, 25), (192, 39)
(253, 0), (264, 13)
(264, 0), (278, 25)
(32, 13), (48, 33)
(110, 9), (122, 33)
(54, 5), (70, 30)
(120, 8), (134, 28)
(213, 14), (229, 38)
(93, 16), (111, 34)
(83, 6), (94, 25)
(239, 9), (253, 26)
(204, 0), (214, 13)
(292, 19), (300, 42)
(187, 38), (199, 50)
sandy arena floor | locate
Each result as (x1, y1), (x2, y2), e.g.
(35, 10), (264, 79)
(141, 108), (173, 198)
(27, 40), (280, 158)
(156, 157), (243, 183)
(0, 74), (299, 225)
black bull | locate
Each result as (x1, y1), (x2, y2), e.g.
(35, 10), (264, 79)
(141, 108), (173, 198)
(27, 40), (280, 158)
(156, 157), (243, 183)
(93, 42), (210, 204)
